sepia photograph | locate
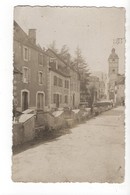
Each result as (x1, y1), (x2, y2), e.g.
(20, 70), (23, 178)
(12, 6), (125, 183)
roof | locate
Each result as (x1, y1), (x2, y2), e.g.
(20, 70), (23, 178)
(52, 111), (64, 117)
(108, 48), (119, 60)
(49, 67), (70, 78)
(19, 114), (35, 123)
(14, 20), (50, 57)
(47, 48), (79, 74)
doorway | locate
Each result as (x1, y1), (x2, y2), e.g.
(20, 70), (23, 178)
(37, 93), (44, 110)
(56, 94), (60, 108)
(73, 93), (75, 107)
(22, 91), (29, 111)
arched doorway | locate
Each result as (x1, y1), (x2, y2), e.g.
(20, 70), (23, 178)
(36, 92), (45, 110)
(73, 93), (75, 107)
(22, 91), (29, 111)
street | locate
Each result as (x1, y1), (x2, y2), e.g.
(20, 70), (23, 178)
(12, 106), (125, 183)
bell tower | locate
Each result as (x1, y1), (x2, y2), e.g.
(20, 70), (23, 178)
(108, 48), (119, 82)
(108, 48), (119, 101)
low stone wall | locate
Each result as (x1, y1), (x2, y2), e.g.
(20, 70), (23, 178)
(13, 123), (24, 146)
(13, 105), (113, 146)
(36, 108), (93, 133)
(23, 116), (35, 142)
(36, 111), (68, 131)
(13, 115), (35, 146)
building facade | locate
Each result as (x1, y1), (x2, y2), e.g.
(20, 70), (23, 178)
(92, 71), (108, 100)
(46, 49), (80, 109)
(108, 48), (119, 102)
(88, 76), (100, 102)
(13, 21), (49, 113)
(108, 48), (125, 105)
(116, 74), (125, 105)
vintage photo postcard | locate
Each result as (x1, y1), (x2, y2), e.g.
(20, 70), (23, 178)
(12, 6), (125, 183)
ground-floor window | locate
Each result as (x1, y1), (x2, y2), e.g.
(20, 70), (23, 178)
(73, 93), (75, 107)
(53, 93), (62, 107)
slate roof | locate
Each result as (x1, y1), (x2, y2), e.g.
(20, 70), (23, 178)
(14, 20), (50, 57)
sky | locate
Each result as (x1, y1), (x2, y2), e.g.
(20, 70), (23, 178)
(14, 6), (125, 74)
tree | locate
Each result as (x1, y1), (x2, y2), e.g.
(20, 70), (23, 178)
(72, 46), (91, 104)
(73, 47), (89, 73)
(59, 44), (71, 64)
(72, 46), (90, 83)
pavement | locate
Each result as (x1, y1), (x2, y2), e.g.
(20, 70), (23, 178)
(12, 106), (125, 183)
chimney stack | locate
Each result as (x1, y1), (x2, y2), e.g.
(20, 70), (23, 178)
(28, 29), (36, 44)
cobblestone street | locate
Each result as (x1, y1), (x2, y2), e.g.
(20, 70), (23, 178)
(12, 106), (125, 183)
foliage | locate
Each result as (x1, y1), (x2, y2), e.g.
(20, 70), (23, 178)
(59, 45), (71, 64)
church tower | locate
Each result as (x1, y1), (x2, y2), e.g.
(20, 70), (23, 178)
(108, 48), (119, 82)
(108, 48), (119, 101)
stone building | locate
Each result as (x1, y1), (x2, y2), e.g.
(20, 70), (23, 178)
(13, 21), (49, 113)
(91, 71), (107, 100)
(108, 48), (119, 102)
(88, 76), (100, 102)
(46, 49), (80, 109)
(108, 48), (125, 105)
(115, 74), (125, 105)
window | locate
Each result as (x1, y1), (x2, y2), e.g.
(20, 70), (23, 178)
(49, 58), (57, 69)
(59, 78), (63, 87)
(60, 94), (62, 103)
(67, 80), (69, 88)
(65, 95), (68, 104)
(65, 80), (69, 89)
(39, 71), (43, 85)
(23, 67), (29, 83)
(23, 46), (30, 61)
(112, 69), (115, 73)
(38, 53), (43, 65)
(54, 76), (62, 87)
(53, 94), (57, 103)
(54, 76), (57, 86)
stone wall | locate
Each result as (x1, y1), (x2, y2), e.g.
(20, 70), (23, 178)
(23, 116), (35, 142)
(13, 123), (24, 146)
(13, 115), (35, 146)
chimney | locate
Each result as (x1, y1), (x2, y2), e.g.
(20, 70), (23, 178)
(28, 29), (36, 44)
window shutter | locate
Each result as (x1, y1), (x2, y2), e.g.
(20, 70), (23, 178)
(28, 69), (31, 83)
(22, 67), (24, 83)
(29, 48), (31, 61)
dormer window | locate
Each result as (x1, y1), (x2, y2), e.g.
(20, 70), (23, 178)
(49, 58), (57, 69)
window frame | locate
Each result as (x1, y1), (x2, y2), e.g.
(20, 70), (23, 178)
(38, 71), (43, 85)
(23, 46), (30, 61)
(54, 75), (57, 86)
(22, 67), (29, 83)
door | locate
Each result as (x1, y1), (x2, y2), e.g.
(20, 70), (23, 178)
(73, 94), (75, 107)
(56, 94), (59, 108)
(37, 93), (44, 110)
(22, 91), (28, 111)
